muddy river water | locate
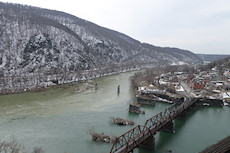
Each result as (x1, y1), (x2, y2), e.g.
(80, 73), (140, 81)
(0, 71), (229, 153)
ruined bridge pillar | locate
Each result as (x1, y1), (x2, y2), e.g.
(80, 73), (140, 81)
(161, 120), (174, 133)
(140, 136), (155, 150)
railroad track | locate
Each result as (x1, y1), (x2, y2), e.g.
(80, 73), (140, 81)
(200, 136), (230, 153)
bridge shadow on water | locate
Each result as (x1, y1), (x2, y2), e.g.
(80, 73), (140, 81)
(137, 107), (199, 153)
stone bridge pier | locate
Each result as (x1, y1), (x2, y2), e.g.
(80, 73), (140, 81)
(161, 120), (174, 133)
(176, 103), (196, 120)
(140, 136), (155, 150)
(139, 102), (197, 151)
(110, 99), (199, 153)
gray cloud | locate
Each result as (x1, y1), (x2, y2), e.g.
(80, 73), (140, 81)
(2, 0), (230, 54)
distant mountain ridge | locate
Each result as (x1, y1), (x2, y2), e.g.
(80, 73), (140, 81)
(197, 54), (230, 62)
(0, 2), (203, 93)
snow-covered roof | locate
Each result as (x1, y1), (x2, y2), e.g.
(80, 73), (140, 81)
(159, 79), (168, 85)
(175, 85), (185, 92)
(223, 92), (230, 99)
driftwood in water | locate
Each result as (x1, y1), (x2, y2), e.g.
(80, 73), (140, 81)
(110, 117), (134, 125)
(89, 129), (116, 143)
(129, 104), (145, 114)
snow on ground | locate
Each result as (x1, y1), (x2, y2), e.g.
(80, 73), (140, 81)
(176, 85), (185, 92)
(138, 86), (147, 91)
(159, 79), (168, 85)
(222, 92), (230, 99)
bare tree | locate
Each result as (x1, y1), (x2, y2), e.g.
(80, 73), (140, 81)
(32, 147), (44, 153)
(0, 138), (25, 153)
(0, 138), (45, 153)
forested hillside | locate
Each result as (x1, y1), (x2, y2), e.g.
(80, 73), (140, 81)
(0, 2), (203, 94)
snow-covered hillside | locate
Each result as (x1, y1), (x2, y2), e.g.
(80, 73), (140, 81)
(0, 2), (203, 94)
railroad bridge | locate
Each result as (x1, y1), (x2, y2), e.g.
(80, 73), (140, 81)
(110, 98), (198, 153)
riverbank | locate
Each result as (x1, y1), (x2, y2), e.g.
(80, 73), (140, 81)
(0, 71), (230, 153)
(129, 66), (230, 153)
(0, 68), (142, 95)
(0, 55), (162, 96)
(0, 71), (138, 153)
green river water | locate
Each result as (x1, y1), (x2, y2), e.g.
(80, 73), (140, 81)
(0, 71), (229, 153)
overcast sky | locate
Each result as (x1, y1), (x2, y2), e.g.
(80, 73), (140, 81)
(2, 0), (230, 54)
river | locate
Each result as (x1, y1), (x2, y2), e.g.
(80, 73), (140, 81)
(0, 71), (229, 153)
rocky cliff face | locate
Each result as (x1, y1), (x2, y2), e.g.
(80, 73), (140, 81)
(0, 2), (203, 93)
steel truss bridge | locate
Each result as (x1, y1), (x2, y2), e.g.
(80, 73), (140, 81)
(110, 98), (197, 153)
